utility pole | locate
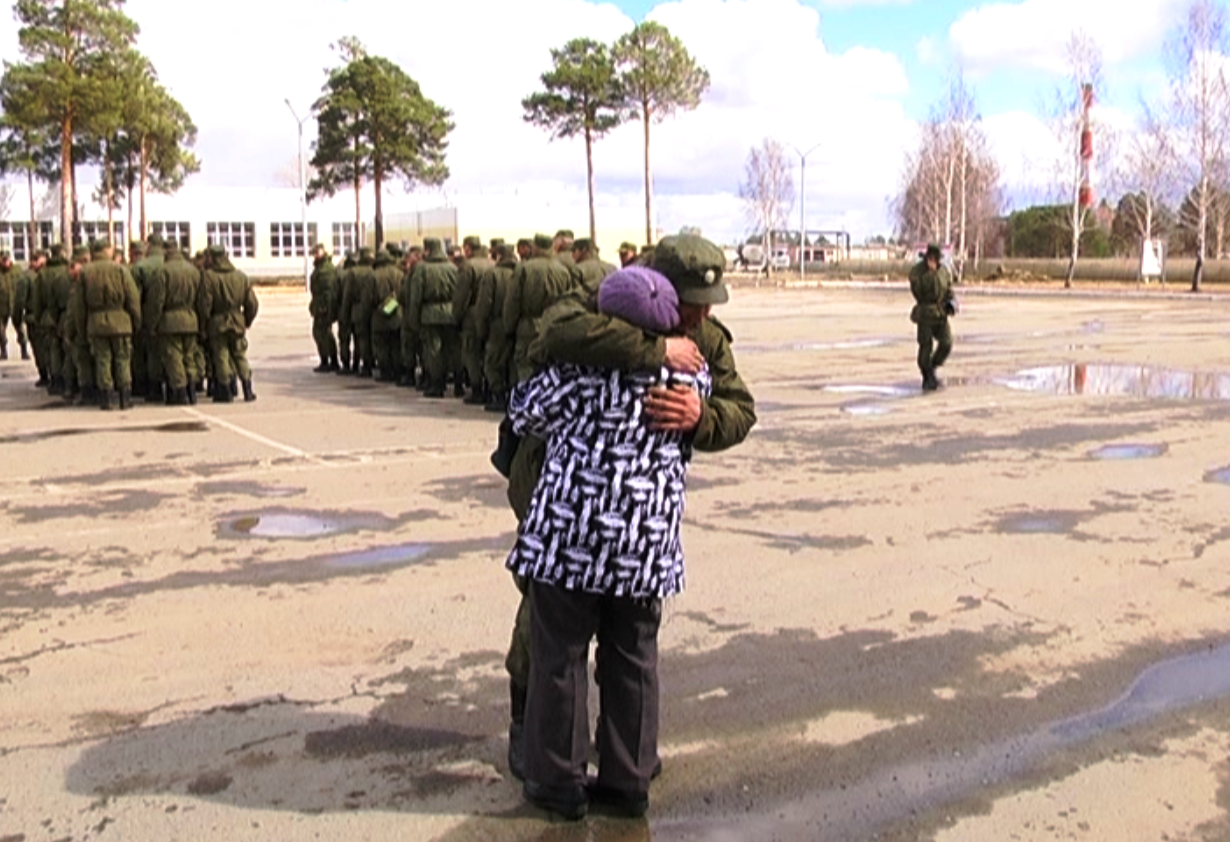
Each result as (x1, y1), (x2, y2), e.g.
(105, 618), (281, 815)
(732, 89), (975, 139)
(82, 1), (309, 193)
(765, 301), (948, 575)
(789, 143), (821, 281)
(285, 99), (311, 292)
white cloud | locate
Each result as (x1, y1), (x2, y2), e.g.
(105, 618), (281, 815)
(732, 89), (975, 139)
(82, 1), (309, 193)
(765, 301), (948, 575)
(0, 0), (916, 242)
(950, 0), (1185, 73)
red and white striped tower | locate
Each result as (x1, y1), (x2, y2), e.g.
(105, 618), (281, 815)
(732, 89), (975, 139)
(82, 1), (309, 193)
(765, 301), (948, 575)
(1078, 83), (1094, 209)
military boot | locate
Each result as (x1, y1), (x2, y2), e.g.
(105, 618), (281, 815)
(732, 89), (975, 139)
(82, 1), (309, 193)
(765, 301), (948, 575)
(168, 388), (187, 406)
(19, 341), (29, 361)
(35, 369), (49, 388)
(185, 383), (198, 406)
(99, 389), (116, 411)
(228, 378), (238, 399)
(463, 386), (487, 406)
(146, 382), (165, 404)
(397, 373), (414, 388)
(63, 382), (79, 404)
(212, 381), (233, 404)
(327, 356), (340, 373)
(48, 376), (64, 396)
(0, 344), (7, 360)
(75, 385), (96, 407)
(508, 681), (527, 781)
(241, 379), (256, 403)
(118, 388), (132, 411)
(313, 359), (331, 374)
(484, 390), (508, 413)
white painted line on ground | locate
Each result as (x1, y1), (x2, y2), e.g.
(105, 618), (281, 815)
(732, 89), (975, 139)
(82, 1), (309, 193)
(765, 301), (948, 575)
(181, 407), (329, 465)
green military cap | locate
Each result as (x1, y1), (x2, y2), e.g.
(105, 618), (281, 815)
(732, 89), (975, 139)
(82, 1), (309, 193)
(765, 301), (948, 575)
(533, 233), (553, 250)
(619, 241), (637, 253)
(554, 229), (574, 240)
(358, 246), (374, 260)
(463, 235), (483, 250)
(164, 242), (181, 256)
(207, 243), (228, 258)
(147, 233), (165, 247)
(516, 237), (532, 249)
(924, 243), (942, 260)
(572, 238), (593, 252)
(312, 241), (330, 255)
(490, 237), (506, 249)
(495, 243), (516, 260)
(72, 245), (90, 261)
(651, 234), (728, 306)
(422, 238), (445, 258)
(129, 239), (145, 253)
(90, 237), (111, 254)
(386, 243), (403, 258)
(49, 243), (65, 258)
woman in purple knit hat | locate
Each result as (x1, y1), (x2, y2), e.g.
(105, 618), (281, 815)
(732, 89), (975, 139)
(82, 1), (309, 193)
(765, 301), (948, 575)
(505, 265), (710, 820)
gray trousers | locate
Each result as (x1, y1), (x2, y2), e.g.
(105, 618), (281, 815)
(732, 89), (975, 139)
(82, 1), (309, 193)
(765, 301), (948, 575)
(525, 580), (661, 795)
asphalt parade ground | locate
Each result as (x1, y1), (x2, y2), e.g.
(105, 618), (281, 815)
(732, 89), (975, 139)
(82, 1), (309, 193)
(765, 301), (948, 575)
(4, 284), (1230, 841)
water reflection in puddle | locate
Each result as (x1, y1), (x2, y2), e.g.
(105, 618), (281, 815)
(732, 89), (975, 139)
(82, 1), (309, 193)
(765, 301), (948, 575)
(223, 509), (395, 539)
(1088, 443), (1168, 460)
(824, 384), (917, 398)
(843, 403), (893, 417)
(327, 543), (433, 569)
(1205, 467), (1230, 485)
(1001, 364), (1230, 400)
(742, 338), (896, 354)
(997, 512), (1081, 534)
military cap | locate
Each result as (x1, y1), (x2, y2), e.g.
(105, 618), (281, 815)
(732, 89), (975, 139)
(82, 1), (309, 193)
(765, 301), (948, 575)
(386, 243), (403, 259)
(31, 249), (46, 261)
(90, 237), (111, 254)
(207, 243), (228, 258)
(533, 233), (554, 251)
(516, 237), (532, 249)
(423, 238), (445, 258)
(554, 229), (574, 240)
(49, 243), (65, 258)
(495, 243), (516, 260)
(358, 246), (374, 261)
(147, 233), (165, 247)
(490, 238), (506, 249)
(312, 241), (330, 255)
(164, 241), (181, 256)
(651, 234), (728, 306)
(572, 237), (593, 252)
(407, 245), (423, 255)
(72, 245), (90, 262)
(924, 243), (942, 260)
(619, 241), (638, 253)
(463, 235), (483, 250)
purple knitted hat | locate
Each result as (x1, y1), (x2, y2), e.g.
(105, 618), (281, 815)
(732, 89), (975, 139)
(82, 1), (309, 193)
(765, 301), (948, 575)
(598, 266), (680, 334)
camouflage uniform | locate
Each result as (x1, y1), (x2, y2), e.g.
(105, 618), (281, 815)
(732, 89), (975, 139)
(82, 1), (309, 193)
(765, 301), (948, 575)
(408, 238), (460, 398)
(74, 241), (141, 410)
(336, 253), (357, 373)
(503, 233), (576, 385)
(366, 249), (404, 381)
(452, 236), (494, 403)
(399, 249), (424, 387)
(475, 245), (518, 410)
(347, 248), (376, 377)
(196, 245), (259, 402)
(0, 253), (16, 360)
(67, 247), (98, 402)
(145, 244), (202, 404)
(309, 246), (340, 372)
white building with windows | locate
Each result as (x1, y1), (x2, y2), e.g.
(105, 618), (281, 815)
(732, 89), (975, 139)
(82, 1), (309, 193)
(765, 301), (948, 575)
(0, 183), (656, 276)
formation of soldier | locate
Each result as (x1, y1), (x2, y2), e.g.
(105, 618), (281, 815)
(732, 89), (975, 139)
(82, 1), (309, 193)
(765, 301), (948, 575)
(309, 229), (637, 410)
(0, 235), (260, 410)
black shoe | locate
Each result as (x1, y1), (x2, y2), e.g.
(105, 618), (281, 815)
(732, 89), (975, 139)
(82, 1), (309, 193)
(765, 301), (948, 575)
(241, 379), (257, 402)
(313, 363), (330, 373)
(508, 682), (527, 781)
(523, 781), (588, 822)
(146, 383), (165, 404)
(453, 382), (466, 398)
(585, 780), (649, 819)
(63, 384), (79, 404)
(35, 372), (49, 387)
(397, 374), (414, 388)
(49, 377), (64, 396)
(100, 389), (116, 411)
(0, 345), (7, 360)
(337, 360), (351, 375)
(922, 371), (939, 391)
(463, 391), (486, 405)
(424, 387), (446, 399)
(186, 383), (198, 405)
(75, 385), (95, 407)
(20, 344), (30, 361)
(484, 391), (508, 413)
(118, 388), (132, 411)
(213, 382), (233, 403)
(229, 378), (238, 398)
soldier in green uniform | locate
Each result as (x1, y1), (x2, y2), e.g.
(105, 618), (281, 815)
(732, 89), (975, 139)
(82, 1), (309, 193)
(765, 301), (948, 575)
(453, 235), (494, 404)
(74, 239), (141, 411)
(503, 233), (576, 385)
(498, 233), (757, 788)
(475, 242), (519, 412)
(516, 238), (533, 263)
(34, 245), (68, 394)
(398, 246), (425, 388)
(408, 238), (461, 398)
(366, 247), (403, 382)
(127, 242), (148, 394)
(0, 250), (16, 360)
(618, 241), (638, 268)
(197, 244), (260, 402)
(488, 238), (506, 263)
(132, 235), (167, 402)
(552, 229), (579, 278)
(908, 244), (954, 391)
(335, 252), (357, 374)
(145, 242), (202, 405)
(67, 247), (98, 405)
(347, 247), (376, 378)
(309, 243), (340, 373)
(16, 251), (45, 376)
(569, 238), (615, 296)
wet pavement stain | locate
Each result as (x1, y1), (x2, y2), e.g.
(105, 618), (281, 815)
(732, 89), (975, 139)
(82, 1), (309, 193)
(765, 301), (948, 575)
(1001, 363), (1230, 401)
(740, 337), (899, 354)
(326, 544), (434, 570)
(0, 420), (208, 444)
(1206, 466), (1230, 485)
(1088, 443), (1168, 460)
(217, 508), (431, 540)
(822, 383), (918, 399)
(995, 511), (1085, 535)
(197, 481), (305, 499)
(842, 402), (894, 417)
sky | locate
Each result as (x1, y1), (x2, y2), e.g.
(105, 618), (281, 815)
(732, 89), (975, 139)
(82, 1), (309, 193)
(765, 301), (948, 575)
(0, 0), (1197, 242)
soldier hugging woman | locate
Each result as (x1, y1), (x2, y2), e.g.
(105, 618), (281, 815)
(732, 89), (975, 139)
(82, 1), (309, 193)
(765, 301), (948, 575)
(504, 265), (710, 821)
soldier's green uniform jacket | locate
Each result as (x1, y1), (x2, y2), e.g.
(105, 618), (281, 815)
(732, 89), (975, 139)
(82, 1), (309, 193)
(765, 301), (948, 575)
(452, 250), (494, 328)
(407, 247), (458, 331)
(310, 258), (339, 322)
(574, 256), (614, 296)
(41, 253), (73, 336)
(503, 250), (575, 345)
(365, 250), (403, 333)
(908, 260), (953, 325)
(197, 254), (259, 336)
(0, 262), (16, 324)
(555, 248), (580, 284)
(75, 255), (141, 338)
(145, 247), (201, 335)
(474, 255), (518, 343)
(337, 260), (356, 324)
(348, 251), (376, 328)
(15, 267), (33, 329)
(132, 246), (165, 309)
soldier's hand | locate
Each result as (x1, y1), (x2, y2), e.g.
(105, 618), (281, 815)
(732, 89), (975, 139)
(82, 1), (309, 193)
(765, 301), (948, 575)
(646, 385), (702, 433)
(664, 337), (703, 373)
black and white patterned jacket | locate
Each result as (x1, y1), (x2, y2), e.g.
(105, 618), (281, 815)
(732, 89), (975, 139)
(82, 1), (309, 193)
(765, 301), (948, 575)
(504, 363), (713, 599)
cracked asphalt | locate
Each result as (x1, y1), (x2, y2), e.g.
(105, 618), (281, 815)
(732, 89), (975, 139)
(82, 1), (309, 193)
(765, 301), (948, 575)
(4, 284), (1230, 841)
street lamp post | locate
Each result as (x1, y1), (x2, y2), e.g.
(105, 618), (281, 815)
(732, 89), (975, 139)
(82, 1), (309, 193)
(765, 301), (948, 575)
(284, 99), (310, 293)
(788, 143), (821, 281)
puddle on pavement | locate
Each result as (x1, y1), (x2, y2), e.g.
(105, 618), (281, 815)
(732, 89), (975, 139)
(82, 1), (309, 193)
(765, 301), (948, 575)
(326, 543), (434, 569)
(996, 511), (1083, 534)
(1205, 466), (1230, 485)
(1089, 443), (1167, 460)
(220, 509), (399, 540)
(1000, 364), (1230, 401)
(0, 420), (208, 444)
(741, 337), (897, 354)
(823, 384), (918, 398)
(842, 403), (893, 417)
(199, 481), (304, 499)
(662, 638), (1230, 842)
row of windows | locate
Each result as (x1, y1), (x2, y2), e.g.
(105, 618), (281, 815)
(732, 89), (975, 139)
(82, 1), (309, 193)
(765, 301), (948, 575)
(0, 221), (364, 262)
